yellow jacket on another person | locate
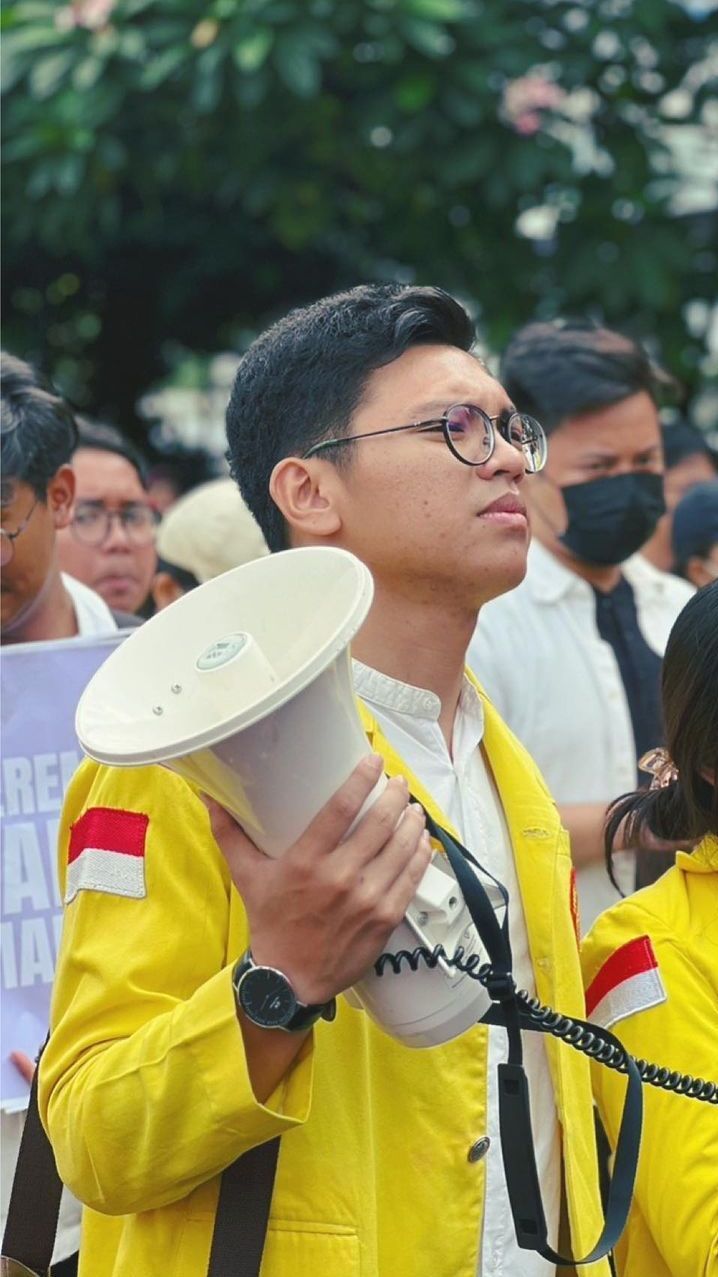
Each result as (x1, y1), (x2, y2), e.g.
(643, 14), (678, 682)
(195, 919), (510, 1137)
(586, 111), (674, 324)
(581, 835), (718, 1277)
(40, 681), (609, 1276)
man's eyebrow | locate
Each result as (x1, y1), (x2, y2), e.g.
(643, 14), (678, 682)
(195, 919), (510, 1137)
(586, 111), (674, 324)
(579, 450), (619, 463)
(409, 399), (515, 420)
(76, 498), (147, 507)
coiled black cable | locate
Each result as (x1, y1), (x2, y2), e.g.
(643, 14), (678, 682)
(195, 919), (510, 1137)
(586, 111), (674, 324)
(374, 944), (718, 1105)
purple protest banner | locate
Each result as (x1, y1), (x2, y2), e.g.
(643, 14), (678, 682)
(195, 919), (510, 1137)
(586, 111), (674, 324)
(1, 631), (127, 1109)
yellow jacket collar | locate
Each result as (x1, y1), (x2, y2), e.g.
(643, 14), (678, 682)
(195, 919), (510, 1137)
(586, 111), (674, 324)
(677, 833), (718, 875)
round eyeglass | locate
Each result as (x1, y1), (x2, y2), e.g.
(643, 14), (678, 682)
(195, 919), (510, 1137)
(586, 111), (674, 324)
(302, 404), (548, 473)
(70, 502), (159, 547)
(0, 498), (39, 567)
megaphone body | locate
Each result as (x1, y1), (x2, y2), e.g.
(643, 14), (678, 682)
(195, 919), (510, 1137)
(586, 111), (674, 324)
(76, 547), (493, 1046)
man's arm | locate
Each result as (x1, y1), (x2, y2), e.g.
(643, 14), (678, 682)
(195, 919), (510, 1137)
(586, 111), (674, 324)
(559, 802), (612, 869)
(202, 758), (430, 1102)
(40, 756), (430, 1214)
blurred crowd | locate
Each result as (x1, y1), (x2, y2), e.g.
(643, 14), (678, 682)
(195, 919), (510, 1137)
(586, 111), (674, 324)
(1, 301), (717, 1277)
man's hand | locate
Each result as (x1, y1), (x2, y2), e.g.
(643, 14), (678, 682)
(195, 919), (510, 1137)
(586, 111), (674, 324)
(10, 1051), (35, 1084)
(203, 753), (432, 1006)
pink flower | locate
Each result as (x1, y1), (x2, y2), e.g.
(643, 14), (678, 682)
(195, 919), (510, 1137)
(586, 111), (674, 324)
(502, 75), (565, 136)
(55, 0), (115, 31)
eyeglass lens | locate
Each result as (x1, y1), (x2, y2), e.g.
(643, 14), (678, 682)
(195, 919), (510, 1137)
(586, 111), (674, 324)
(444, 406), (546, 473)
(72, 505), (157, 546)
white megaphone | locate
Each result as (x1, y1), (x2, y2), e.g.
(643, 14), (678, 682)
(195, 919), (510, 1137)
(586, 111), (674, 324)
(76, 546), (494, 1046)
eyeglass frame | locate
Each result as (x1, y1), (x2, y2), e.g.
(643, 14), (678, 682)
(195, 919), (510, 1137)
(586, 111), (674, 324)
(0, 498), (39, 567)
(69, 500), (159, 547)
(301, 403), (547, 472)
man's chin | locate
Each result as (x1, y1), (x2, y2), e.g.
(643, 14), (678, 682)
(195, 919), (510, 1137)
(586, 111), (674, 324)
(474, 544), (529, 606)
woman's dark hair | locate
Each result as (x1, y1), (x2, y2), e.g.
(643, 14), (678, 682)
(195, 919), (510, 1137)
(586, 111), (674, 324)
(605, 581), (718, 862)
(500, 319), (675, 435)
(225, 284), (476, 552)
(1, 351), (78, 500)
(75, 417), (148, 487)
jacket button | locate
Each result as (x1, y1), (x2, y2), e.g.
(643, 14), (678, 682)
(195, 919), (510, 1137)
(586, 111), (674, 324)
(467, 1136), (491, 1163)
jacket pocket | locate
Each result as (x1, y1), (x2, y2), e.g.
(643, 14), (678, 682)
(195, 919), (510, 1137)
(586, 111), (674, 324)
(263, 1221), (360, 1275)
(173, 1216), (360, 1277)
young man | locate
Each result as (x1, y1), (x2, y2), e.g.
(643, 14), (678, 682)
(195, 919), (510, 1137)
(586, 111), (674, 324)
(1, 354), (132, 643)
(40, 287), (609, 1276)
(468, 321), (694, 927)
(56, 419), (158, 617)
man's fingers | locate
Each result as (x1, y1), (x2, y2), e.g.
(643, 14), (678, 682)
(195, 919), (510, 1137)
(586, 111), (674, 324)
(361, 803), (427, 888)
(200, 794), (268, 886)
(294, 754), (388, 858)
(381, 833), (434, 924)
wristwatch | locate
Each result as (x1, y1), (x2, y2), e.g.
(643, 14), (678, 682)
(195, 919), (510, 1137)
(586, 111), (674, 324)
(232, 949), (336, 1032)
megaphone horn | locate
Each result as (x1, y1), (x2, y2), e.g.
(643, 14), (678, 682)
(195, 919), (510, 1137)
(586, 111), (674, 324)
(76, 546), (492, 1046)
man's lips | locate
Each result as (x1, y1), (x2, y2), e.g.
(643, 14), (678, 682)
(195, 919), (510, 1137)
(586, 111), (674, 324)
(97, 573), (139, 588)
(477, 493), (527, 519)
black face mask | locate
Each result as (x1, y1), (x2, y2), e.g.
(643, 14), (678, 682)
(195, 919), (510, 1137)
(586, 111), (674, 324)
(559, 471), (666, 566)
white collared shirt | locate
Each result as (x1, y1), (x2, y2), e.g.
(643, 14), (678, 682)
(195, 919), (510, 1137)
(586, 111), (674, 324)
(62, 572), (118, 635)
(353, 661), (560, 1277)
(467, 541), (694, 930)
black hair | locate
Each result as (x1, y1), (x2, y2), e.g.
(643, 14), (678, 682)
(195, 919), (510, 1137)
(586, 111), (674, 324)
(225, 284), (476, 552)
(0, 351), (79, 502)
(146, 441), (222, 499)
(661, 421), (716, 471)
(75, 417), (148, 487)
(500, 319), (675, 435)
(672, 481), (718, 575)
(605, 582), (718, 858)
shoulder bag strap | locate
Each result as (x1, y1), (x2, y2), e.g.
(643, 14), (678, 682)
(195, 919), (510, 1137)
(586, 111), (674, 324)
(207, 1137), (281, 1277)
(1, 1060), (61, 1277)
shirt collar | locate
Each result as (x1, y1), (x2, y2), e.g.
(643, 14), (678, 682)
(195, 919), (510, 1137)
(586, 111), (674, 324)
(352, 659), (485, 733)
(525, 540), (679, 607)
(524, 539), (592, 605)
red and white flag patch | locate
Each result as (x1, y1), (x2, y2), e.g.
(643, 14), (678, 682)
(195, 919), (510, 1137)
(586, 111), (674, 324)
(586, 935), (666, 1030)
(66, 807), (149, 903)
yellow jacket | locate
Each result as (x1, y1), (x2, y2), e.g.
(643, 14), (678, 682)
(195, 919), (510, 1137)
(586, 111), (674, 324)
(40, 683), (609, 1276)
(581, 835), (718, 1277)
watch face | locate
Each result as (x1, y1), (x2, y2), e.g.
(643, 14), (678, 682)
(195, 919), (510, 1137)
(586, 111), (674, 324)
(239, 967), (297, 1028)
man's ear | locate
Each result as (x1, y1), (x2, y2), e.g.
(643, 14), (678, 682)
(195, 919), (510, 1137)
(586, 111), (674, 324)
(269, 457), (342, 543)
(46, 464), (75, 530)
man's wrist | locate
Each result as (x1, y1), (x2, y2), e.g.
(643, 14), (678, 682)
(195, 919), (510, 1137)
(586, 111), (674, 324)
(232, 950), (336, 1032)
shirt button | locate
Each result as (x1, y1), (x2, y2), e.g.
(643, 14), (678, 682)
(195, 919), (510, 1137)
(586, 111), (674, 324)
(467, 1135), (491, 1163)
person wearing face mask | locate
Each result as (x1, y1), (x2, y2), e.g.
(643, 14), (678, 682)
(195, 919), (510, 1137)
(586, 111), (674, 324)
(468, 320), (694, 930)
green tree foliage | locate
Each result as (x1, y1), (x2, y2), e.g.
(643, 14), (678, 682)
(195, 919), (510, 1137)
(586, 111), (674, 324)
(2, 0), (715, 427)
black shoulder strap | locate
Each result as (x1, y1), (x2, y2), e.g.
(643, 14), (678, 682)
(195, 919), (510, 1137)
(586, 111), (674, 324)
(207, 1139), (280, 1276)
(1, 1060), (279, 1277)
(428, 813), (642, 1268)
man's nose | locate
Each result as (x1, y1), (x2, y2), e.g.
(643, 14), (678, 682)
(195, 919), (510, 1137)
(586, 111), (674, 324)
(480, 430), (527, 484)
(102, 512), (134, 549)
